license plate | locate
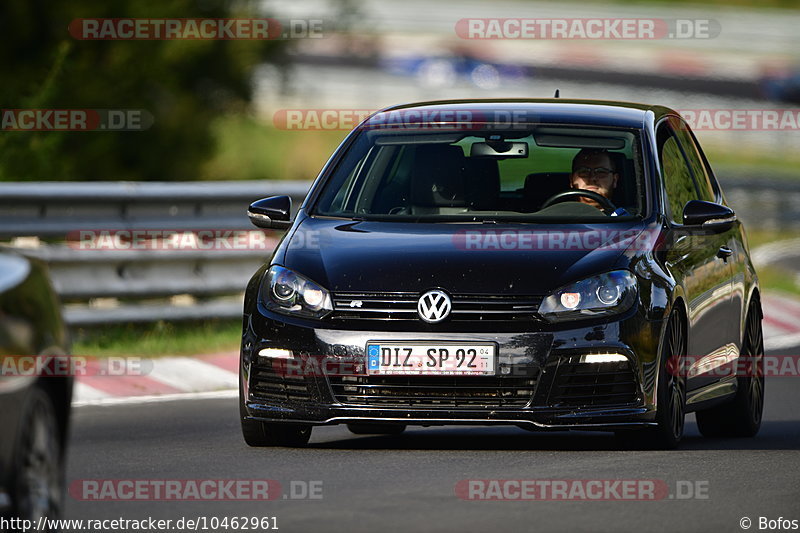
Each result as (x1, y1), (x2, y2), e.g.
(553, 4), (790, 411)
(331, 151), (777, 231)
(366, 343), (496, 376)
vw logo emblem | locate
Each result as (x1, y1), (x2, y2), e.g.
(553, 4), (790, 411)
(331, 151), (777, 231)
(417, 290), (452, 323)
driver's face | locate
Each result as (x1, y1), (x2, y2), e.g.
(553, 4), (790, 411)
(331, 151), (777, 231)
(570, 153), (618, 209)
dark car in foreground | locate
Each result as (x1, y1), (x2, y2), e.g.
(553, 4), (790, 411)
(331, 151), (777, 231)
(240, 99), (763, 449)
(0, 251), (72, 525)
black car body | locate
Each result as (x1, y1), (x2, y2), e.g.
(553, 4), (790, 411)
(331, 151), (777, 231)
(240, 99), (764, 449)
(0, 251), (72, 522)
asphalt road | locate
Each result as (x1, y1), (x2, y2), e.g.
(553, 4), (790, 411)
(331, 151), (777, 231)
(66, 345), (800, 533)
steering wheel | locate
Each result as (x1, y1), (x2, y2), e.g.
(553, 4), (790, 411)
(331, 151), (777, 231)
(540, 189), (617, 214)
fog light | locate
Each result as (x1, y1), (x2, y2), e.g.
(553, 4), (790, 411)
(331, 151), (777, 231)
(258, 348), (293, 360)
(580, 353), (628, 363)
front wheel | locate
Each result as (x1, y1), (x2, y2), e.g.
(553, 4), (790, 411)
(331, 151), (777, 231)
(619, 310), (686, 449)
(696, 300), (764, 438)
(13, 387), (64, 527)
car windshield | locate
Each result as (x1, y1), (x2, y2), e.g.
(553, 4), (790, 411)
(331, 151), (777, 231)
(312, 125), (646, 222)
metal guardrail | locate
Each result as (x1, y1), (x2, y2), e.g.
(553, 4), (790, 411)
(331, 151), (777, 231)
(0, 176), (796, 326)
(0, 181), (311, 326)
(0, 180), (310, 238)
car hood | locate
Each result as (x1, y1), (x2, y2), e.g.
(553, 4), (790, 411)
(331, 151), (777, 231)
(281, 217), (647, 295)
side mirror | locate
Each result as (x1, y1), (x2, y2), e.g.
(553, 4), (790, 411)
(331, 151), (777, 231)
(248, 196), (292, 230)
(682, 200), (736, 231)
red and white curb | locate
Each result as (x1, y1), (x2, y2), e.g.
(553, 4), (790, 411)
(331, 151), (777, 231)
(72, 292), (800, 406)
(753, 239), (800, 350)
(763, 293), (800, 351)
(73, 352), (239, 407)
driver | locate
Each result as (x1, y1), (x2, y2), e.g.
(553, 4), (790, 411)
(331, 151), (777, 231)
(570, 148), (620, 211)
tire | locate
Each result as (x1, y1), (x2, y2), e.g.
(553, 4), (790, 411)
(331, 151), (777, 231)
(696, 301), (764, 438)
(239, 377), (312, 447)
(347, 423), (407, 435)
(12, 386), (64, 528)
(621, 310), (687, 449)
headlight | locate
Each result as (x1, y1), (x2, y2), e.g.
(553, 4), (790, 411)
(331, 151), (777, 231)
(538, 270), (637, 322)
(259, 265), (333, 319)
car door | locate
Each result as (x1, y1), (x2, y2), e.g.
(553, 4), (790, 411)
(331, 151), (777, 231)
(657, 118), (735, 394)
(671, 118), (744, 355)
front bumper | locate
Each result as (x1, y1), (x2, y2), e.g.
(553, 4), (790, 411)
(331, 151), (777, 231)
(241, 306), (665, 430)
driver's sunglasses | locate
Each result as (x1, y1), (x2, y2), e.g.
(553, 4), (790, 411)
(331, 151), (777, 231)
(574, 166), (615, 179)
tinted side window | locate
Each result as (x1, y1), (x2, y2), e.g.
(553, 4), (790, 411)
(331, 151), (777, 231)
(670, 118), (716, 202)
(657, 124), (698, 224)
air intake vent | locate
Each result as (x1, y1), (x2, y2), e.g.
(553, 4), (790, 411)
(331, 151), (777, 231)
(549, 359), (638, 407)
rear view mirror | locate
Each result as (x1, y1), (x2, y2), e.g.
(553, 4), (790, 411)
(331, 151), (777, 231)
(248, 196), (292, 230)
(682, 200), (736, 231)
(470, 141), (528, 158)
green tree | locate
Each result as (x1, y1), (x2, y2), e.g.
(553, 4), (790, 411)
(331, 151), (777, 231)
(0, 0), (281, 180)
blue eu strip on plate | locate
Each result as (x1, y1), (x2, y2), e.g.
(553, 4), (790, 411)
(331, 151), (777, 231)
(368, 344), (381, 369)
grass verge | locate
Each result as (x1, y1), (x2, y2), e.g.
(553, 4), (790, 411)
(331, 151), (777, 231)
(757, 265), (800, 297)
(201, 113), (347, 181)
(707, 147), (800, 182)
(72, 319), (241, 358)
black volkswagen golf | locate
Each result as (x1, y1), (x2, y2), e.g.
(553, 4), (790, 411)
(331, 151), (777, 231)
(240, 99), (763, 449)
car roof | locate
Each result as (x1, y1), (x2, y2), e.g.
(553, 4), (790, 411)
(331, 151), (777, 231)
(367, 99), (676, 130)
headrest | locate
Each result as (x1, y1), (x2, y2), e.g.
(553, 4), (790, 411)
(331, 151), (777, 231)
(607, 152), (634, 207)
(463, 158), (500, 210)
(410, 145), (468, 207)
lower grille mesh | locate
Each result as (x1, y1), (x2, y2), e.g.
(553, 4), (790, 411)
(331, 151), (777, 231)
(329, 375), (537, 408)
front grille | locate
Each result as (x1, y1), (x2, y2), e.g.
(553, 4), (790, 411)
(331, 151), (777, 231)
(549, 360), (638, 407)
(250, 364), (312, 403)
(331, 292), (542, 322)
(329, 374), (538, 408)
